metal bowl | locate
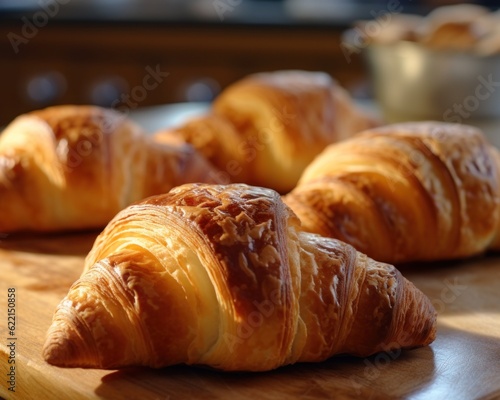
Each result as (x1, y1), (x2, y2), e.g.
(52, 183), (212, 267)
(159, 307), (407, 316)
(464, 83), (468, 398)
(365, 41), (500, 123)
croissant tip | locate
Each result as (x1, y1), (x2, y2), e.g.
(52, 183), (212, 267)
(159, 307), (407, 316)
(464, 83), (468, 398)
(406, 285), (439, 349)
(42, 329), (78, 368)
(42, 341), (63, 367)
(42, 316), (98, 368)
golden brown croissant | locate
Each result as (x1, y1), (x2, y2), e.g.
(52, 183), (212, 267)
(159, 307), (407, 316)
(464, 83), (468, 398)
(0, 105), (217, 232)
(155, 70), (379, 194)
(153, 113), (248, 184)
(43, 183), (436, 371)
(284, 121), (500, 264)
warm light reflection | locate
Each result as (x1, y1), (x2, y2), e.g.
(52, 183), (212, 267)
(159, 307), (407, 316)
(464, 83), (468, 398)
(398, 42), (426, 81)
(439, 312), (500, 337)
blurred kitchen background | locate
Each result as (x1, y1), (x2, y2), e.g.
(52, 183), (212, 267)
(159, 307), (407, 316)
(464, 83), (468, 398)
(0, 0), (498, 128)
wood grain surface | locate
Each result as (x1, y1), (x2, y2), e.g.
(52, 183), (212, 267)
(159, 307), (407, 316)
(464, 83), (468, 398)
(0, 233), (499, 400)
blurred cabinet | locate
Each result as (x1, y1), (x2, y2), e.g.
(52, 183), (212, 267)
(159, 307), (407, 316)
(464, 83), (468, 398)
(0, 22), (366, 125)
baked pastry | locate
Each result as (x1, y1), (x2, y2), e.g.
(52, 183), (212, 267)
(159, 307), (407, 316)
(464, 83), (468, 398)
(284, 121), (500, 264)
(350, 14), (423, 46)
(155, 70), (379, 194)
(43, 183), (436, 371)
(476, 11), (500, 56)
(154, 113), (247, 184)
(0, 105), (217, 232)
(416, 4), (490, 51)
(348, 3), (500, 56)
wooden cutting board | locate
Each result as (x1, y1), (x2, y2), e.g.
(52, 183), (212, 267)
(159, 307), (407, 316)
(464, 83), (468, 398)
(1, 233), (500, 400)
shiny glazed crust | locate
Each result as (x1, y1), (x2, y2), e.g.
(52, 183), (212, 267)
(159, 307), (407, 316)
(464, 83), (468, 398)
(285, 121), (500, 263)
(0, 105), (217, 232)
(158, 70), (379, 194)
(43, 183), (436, 371)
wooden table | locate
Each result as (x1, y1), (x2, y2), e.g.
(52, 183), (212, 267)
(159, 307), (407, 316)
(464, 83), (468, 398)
(1, 233), (499, 400)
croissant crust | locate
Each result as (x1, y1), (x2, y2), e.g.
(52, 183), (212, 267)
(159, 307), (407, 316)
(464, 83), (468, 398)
(285, 121), (500, 263)
(43, 183), (436, 371)
(0, 105), (217, 232)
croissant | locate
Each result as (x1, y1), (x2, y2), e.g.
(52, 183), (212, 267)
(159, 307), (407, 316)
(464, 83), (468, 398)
(154, 70), (379, 194)
(0, 105), (217, 232)
(284, 121), (500, 264)
(43, 183), (436, 372)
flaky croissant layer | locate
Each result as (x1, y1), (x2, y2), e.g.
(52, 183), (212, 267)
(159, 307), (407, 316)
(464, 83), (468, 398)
(43, 184), (436, 371)
(0, 105), (217, 232)
(155, 70), (379, 194)
(285, 121), (500, 264)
